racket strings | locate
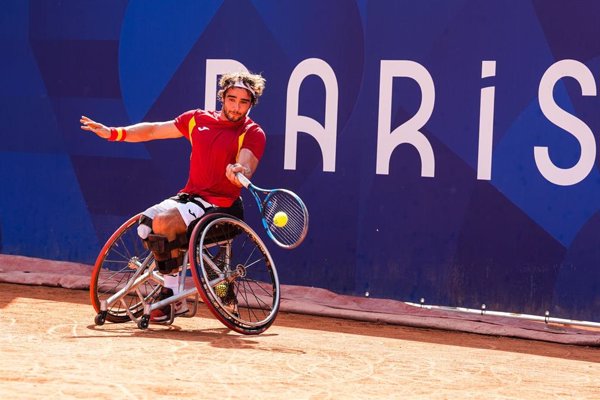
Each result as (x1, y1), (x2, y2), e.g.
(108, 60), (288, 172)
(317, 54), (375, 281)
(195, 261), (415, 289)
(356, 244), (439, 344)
(263, 191), (308, 247)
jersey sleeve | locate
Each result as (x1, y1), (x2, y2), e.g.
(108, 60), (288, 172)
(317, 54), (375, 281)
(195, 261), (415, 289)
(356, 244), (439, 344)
(173, 109), (197, 140)
(242, 123), (266, 160)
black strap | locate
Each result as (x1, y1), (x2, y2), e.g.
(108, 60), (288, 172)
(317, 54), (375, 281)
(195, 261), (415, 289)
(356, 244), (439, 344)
(172, 193), (213, 212)
(139, 214), (153, 228)
(156, 254), (184, 274)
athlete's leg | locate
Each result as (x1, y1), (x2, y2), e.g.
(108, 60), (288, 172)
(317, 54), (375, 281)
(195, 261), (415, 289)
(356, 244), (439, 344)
(152, 209), (187, 256)
(146, 209), (188, 322)
(137, 196), (209, 276)
(137, 198), (180, 240)
(138, 199), (203, 273)
(144, 199), (210, 322)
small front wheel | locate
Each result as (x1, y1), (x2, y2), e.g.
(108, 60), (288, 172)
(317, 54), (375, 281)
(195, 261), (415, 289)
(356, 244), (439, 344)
(94, 311), (107, 326)
(138, 315), (150, 330)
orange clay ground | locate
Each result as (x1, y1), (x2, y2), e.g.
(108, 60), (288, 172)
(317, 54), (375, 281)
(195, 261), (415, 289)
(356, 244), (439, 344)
(0, 282), (598, 399)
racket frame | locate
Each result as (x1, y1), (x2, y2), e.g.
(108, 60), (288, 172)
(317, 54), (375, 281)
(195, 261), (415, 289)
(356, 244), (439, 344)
(236, 173), (308, 249)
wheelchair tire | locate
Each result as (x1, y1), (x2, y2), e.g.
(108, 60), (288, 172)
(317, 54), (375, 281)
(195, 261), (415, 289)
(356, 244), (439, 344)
(189, 213), (280, 335)
(90, 214), (161, 323)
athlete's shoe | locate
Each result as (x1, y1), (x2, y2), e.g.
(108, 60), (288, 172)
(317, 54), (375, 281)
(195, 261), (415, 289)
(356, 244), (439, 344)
(150, 287), (189, 322)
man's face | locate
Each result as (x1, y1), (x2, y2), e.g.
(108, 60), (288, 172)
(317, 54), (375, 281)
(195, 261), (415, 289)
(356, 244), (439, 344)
(221, 87), (253, 122)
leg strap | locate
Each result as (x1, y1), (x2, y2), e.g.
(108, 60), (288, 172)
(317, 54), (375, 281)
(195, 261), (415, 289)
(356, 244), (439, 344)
(156, 256), (184, 274)
(144, 234), (188, 253)
(139, 214), (153, 228)
(144, 234), (189, 274)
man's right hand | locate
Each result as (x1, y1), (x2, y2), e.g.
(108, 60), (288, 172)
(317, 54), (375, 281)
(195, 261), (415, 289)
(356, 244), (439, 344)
(226, 163), (251, 188)
(80, 115), (111, 140)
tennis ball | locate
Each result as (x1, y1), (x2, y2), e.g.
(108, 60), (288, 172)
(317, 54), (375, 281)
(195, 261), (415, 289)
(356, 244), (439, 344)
(273, 211), (288, 228)
(215, 283), (228, 298)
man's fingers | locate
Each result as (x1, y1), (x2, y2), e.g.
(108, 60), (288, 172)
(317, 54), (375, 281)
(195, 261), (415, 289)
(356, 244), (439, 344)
(230, 163), (244, 172)
(80, 124), (97, 131)
(80, 116), (102, 129)
(227, 163), (242, 173)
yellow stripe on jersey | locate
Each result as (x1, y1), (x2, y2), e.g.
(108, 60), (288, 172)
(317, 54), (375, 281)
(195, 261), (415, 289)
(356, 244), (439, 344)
(237, 131), (247, 161)
(188, 116), (196, 145)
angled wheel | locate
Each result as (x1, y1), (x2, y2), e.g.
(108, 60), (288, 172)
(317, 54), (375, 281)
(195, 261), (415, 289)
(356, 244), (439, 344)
(90, 214), (161, 323)
(189, 214), (280, 335)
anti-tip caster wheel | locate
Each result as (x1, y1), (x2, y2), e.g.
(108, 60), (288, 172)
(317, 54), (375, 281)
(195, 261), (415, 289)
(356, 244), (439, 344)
(138, 315), (150, 330)
(94, 311), (107, 326)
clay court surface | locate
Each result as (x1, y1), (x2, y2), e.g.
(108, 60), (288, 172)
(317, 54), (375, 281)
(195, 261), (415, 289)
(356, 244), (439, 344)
(1, 283), (599, 399)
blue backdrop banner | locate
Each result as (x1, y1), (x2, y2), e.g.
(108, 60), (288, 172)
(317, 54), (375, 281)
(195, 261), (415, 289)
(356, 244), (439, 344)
(1, 0), (600, 320)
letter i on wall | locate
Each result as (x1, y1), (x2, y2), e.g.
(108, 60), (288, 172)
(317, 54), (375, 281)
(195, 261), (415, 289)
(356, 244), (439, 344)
(477, 60), (496, 181)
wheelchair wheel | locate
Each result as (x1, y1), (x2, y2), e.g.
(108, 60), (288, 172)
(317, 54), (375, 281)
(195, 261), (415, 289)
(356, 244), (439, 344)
(189, 214), (280, 335)
(90, 214), (161, 323)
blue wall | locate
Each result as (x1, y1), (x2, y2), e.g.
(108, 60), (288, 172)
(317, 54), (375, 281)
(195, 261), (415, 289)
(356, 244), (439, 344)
(2, 0), (600, 321)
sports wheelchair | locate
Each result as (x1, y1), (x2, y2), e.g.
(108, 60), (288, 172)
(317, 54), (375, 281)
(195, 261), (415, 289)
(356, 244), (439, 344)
(90, 212), (280, 335)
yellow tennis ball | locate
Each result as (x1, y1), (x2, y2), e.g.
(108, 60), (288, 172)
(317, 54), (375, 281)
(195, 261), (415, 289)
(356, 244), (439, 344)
(215, 283), (228, 298)
(273, 211), (288, 228)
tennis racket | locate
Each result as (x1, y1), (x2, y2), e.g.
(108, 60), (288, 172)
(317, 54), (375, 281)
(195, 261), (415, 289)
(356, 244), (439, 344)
(236, 173), (309, 249)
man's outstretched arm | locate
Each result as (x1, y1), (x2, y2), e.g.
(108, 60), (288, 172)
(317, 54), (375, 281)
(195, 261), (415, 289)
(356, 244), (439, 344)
(80, 115), (182, 142)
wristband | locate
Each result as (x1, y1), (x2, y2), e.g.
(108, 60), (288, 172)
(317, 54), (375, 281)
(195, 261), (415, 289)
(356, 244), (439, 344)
(108, 127), (127, 142)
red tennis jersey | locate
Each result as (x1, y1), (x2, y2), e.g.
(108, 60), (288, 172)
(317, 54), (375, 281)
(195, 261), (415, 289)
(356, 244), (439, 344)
(174, 109), (266, 207)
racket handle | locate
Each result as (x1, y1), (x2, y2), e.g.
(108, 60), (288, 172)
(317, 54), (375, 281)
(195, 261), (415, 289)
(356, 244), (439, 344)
(235, 172), (251, 188)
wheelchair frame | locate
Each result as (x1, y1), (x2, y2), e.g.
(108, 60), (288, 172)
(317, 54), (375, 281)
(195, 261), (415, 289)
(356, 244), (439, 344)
(90, 213), (280, 335)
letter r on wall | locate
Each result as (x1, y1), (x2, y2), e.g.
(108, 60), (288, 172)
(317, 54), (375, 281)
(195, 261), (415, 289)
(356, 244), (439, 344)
(376, 60), (435, 176)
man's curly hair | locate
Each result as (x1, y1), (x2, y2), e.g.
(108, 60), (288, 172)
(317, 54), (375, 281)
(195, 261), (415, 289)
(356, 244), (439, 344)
(217, 71), (266, 106)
